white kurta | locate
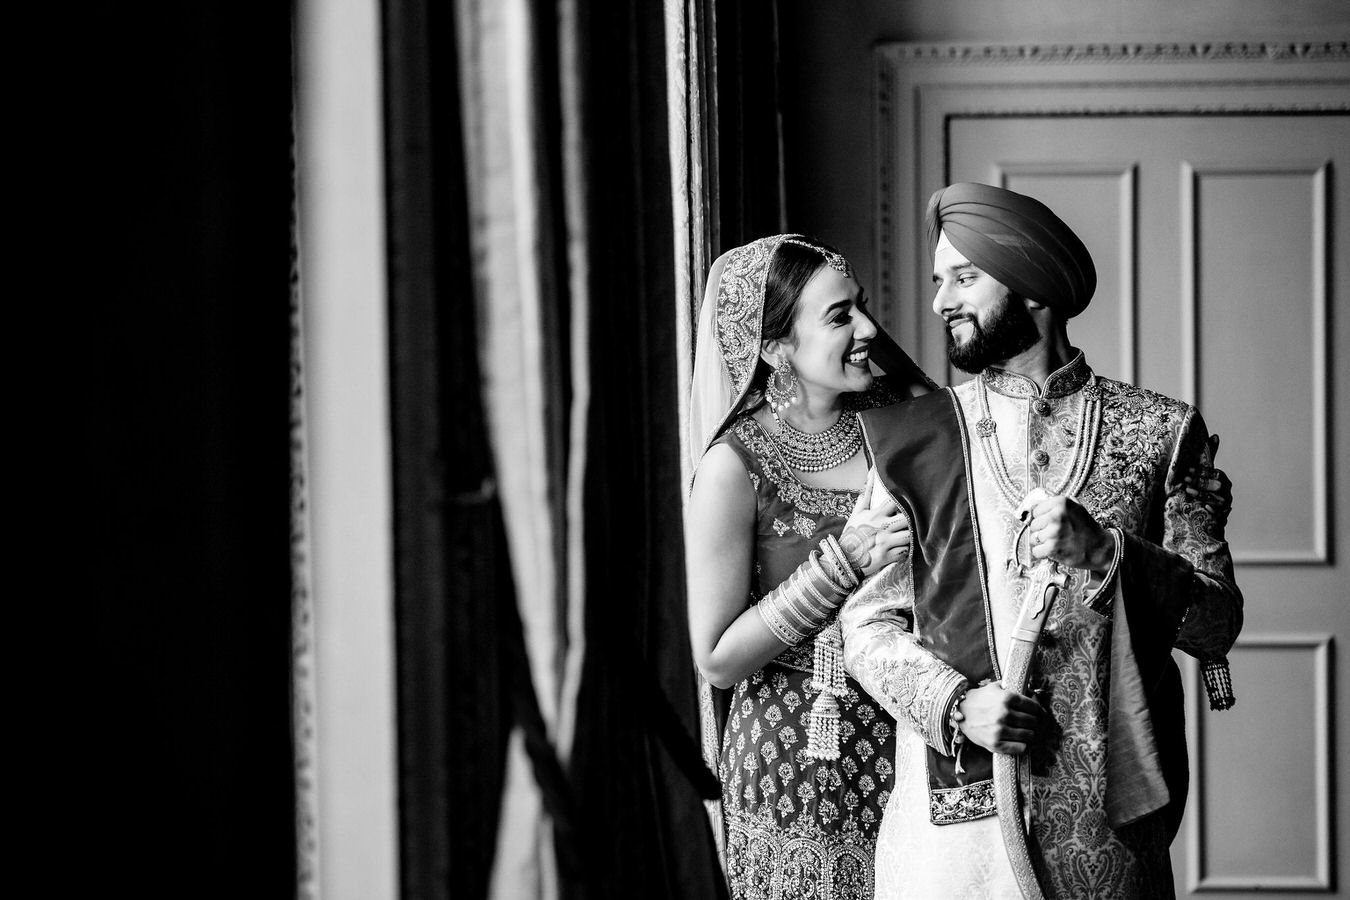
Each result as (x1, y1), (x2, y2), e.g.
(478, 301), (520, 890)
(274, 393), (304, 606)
(870, 376), (1042, 899)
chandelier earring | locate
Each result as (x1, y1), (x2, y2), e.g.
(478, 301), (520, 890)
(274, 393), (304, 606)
(766, 355), (799, 414)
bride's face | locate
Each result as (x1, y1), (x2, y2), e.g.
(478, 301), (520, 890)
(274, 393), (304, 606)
(776, 266), (877, 401)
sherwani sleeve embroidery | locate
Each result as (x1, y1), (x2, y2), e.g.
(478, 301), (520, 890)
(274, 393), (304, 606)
(1115, 406), (1243, 660)
(839, 510), (968, 755)
(1165, 407), (1243, 658)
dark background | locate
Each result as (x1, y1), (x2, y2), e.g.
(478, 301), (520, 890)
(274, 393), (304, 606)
(71, 3), (297, 894)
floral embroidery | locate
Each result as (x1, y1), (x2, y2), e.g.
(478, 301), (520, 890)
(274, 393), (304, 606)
(734, 417), (858, 517)
(982, 350), (1092, 399)
(773, 518), (791, 536)
(793, 513), (818, 539)
(713, 237), (790, 400)
(839, 562), (967, 752)
(929, 780), (997, 825)
(725, 804), (874, 900)
(721, 663), (893, 898)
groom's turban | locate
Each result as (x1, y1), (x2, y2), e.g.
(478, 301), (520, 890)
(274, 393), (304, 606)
(925, 182), (1097, 317)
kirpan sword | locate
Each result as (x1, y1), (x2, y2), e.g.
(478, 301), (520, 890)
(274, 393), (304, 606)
(994, 516), (1068, 899)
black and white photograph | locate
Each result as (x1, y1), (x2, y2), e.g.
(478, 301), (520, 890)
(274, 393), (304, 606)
(76, 1), (1350, 898)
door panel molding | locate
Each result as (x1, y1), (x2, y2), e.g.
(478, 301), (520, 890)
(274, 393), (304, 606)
(1181, 160), (1332, 565)
(873, 40), (1350, 377)
(993, 162), (1139, 384)
(1184, 634), (1334, 892)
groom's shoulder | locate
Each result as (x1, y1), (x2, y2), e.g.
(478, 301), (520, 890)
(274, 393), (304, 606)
(859, 385), (953, 423)
(858, 387), (962, 460)
(1097, 376), (1194, 423)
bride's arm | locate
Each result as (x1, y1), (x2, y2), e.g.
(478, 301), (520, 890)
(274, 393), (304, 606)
(685, 444), (791, 688)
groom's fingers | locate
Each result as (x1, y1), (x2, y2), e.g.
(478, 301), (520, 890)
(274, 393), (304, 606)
(1016, 487), (1051, 521)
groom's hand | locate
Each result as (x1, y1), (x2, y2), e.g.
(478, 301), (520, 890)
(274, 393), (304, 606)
(956, 683), (1043, 756)
(1020, 489), (1115, 577)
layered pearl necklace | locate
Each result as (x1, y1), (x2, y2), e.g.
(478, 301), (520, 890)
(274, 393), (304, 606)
(974, 373), (1102, 509)
(768, 401), (863, 472)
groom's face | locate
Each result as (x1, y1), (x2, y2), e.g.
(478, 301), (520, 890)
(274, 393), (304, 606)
(931, 230), (1040, 374)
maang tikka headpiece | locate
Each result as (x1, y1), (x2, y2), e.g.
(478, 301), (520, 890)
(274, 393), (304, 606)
(779, 238), (854, 280)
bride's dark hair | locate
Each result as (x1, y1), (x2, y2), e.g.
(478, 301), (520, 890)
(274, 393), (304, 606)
(751, 238), (849, 394)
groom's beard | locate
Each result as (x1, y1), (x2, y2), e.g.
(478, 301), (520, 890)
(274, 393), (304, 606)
(946, 293), (1041, 374)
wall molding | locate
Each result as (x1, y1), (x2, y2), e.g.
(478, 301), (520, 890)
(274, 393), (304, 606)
(1179, 160), (1331, 565)
(1185, 634), (1334, 892)
(873, 39), (1350, 378)
(991, 162), (1139, 385)
(883, 41), (1349, 66)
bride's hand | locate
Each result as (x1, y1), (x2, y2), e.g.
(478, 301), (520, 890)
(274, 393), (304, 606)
(839, 470), (911, 578)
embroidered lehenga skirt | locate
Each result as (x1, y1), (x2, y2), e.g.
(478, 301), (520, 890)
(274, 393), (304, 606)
(720, 658), (894, 900)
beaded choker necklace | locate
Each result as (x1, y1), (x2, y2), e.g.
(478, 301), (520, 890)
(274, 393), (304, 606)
(768, 402), (863, 472)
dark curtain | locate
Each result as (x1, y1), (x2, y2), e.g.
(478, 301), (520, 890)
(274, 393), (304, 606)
(563, 2), (727, 899)
(383, 0), (719, 897)
(381, 1), (512, 897)
(383, 0), (795, 897)
(70, 2), (297, 896)
(715, 0), (787, 251)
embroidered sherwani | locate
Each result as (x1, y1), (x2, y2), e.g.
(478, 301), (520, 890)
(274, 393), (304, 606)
(839, 353), (1242, 899)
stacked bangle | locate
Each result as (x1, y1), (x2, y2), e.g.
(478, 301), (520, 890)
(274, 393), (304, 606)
(819, 534), (860, 589)
(757, 536), (859, 646)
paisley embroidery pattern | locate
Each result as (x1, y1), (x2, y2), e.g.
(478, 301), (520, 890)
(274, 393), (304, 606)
(714, 236), (792, 397)
(725, 805), (875, 900)
(792, 513), (818, 539)
(1081, 380), (1240, 660)
(1026, 596), (1174, 896)
(838, 554), (968, 757)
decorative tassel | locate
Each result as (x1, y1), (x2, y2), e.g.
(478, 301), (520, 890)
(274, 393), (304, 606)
(1202, 657), (1236, 711)
(805, 621), (845, 760)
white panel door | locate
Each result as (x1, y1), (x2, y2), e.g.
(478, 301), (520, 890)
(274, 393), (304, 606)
(946, 112), (1349, 896)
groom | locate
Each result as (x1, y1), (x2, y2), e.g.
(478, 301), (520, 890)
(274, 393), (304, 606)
(839, 183), (1242, 897)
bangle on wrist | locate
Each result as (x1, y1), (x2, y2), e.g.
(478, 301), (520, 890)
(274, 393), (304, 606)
(820, 534), (860, 589)
(947, 689), (968, 774)
(757, 547), (852, 646)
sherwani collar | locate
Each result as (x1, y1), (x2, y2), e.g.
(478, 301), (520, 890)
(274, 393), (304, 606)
(981, 349), (1092, 399)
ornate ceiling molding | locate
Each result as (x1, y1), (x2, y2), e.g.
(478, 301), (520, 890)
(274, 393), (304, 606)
(884, 41), (1349, 65)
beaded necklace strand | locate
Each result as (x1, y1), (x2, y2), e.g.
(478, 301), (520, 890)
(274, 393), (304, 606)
(974, 374), (1103, 509)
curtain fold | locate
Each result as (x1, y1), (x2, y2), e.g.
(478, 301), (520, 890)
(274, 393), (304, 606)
(669, 0), (790, 890)
(564, 1), (725, 894)
(397, 0), (737, 895)
(455, 1), (577, 897)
